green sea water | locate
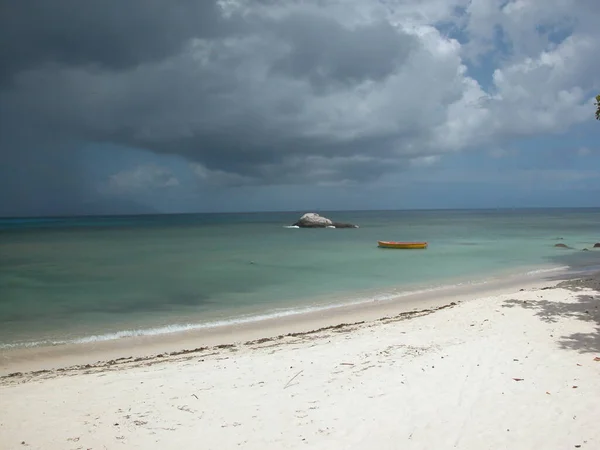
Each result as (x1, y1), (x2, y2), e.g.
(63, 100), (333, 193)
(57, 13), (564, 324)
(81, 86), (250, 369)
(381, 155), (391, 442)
(1, 209), (599, 348)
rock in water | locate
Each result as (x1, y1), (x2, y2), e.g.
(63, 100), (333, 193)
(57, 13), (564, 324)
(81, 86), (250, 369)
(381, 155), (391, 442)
(295, 213), (332, 227)
(331, 222), (359, 228)
(554, 243), (570, 249)
(594, 243), (600, 248)
(292, 213), (358, 228)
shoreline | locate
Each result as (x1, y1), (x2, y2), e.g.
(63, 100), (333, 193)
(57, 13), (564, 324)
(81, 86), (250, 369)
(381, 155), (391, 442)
(1, 263), (572, 351)
(1, 271), (599, 449)
(0, 267), (578, 378)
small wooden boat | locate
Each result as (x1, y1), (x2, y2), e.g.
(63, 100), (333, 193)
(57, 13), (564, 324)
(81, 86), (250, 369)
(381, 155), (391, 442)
(377, 241), (428, 249)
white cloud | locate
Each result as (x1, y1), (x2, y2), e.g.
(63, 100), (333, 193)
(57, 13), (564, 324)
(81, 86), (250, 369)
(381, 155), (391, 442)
(577, 147), (592, 157)
(486, 34), (598, 135)
(437, 0), (600, 151)
(409, 155), (441, 167)
(487, 147), (516, 158)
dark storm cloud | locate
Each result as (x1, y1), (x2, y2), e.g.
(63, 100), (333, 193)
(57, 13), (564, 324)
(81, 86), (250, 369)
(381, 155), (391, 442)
(0, 0), (228, 84)
(0, 0), (476, 215)
(152, 130), (425, 186)
(0, 0), (232, 214)
(0, 127), (89, 216)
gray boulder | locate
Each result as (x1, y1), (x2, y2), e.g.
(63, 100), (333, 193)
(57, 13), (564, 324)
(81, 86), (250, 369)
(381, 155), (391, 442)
(292, 213), (358, 228)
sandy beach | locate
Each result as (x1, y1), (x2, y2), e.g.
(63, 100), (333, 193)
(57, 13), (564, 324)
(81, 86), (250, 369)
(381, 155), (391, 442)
(1, 273), (599, 450)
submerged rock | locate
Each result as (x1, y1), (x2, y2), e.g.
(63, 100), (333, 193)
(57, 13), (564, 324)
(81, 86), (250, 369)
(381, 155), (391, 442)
(554, 243), (571, 249)
(292, 213), (358, 228)
(331, 222), (358, 228)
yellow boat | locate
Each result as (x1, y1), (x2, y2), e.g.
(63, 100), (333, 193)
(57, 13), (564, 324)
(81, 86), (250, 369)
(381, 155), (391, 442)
(377, 241), (428, 249)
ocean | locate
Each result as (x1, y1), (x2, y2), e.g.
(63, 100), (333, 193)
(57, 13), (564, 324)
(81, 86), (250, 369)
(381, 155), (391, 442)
(1, 208), (599, 349)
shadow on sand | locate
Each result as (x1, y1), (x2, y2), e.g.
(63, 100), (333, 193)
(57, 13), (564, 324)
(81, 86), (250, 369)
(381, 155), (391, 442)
(503, 275), (600, 354)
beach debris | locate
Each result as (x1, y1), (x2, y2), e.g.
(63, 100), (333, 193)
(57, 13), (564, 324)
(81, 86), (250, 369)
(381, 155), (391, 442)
(512, 378), (524, 381)
(546, 391), (551, 395)
(594, 357), (600, 362)
(572, 386), (578, 389)
(215, 344), (235, 350)
(284, 370), (304, 389)
(340, 362), (354, 366)
(192, 394), (199, 399)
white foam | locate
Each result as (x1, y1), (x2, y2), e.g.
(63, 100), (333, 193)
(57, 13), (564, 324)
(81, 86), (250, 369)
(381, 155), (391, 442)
(0, 279), (493, 349)
(525, 266), (569, 275)
(283, 225), (299, 228)
(0, 264), (574, 350)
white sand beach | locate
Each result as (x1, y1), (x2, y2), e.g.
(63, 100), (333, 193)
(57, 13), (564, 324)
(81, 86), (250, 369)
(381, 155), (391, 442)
(1, 274), (599, 450)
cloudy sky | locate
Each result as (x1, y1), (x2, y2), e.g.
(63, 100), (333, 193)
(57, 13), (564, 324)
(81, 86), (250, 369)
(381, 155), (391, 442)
(1, 0), (599, 216)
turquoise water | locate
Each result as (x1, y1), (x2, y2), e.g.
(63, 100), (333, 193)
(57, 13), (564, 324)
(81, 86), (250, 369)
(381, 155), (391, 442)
(1, 209), (599, 348)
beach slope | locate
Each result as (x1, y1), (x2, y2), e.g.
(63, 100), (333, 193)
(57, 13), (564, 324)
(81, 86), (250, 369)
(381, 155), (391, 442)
(1, 276), (599, 450)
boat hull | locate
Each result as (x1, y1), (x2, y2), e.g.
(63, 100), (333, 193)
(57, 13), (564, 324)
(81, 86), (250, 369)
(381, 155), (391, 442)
(377, 241), (428, 249)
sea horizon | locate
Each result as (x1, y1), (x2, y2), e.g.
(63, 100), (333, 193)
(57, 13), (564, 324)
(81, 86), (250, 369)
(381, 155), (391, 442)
(1, 205), (599, 222)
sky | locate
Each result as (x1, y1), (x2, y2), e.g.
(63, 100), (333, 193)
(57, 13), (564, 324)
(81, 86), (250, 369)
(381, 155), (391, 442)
(0, 0), (599, 216)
